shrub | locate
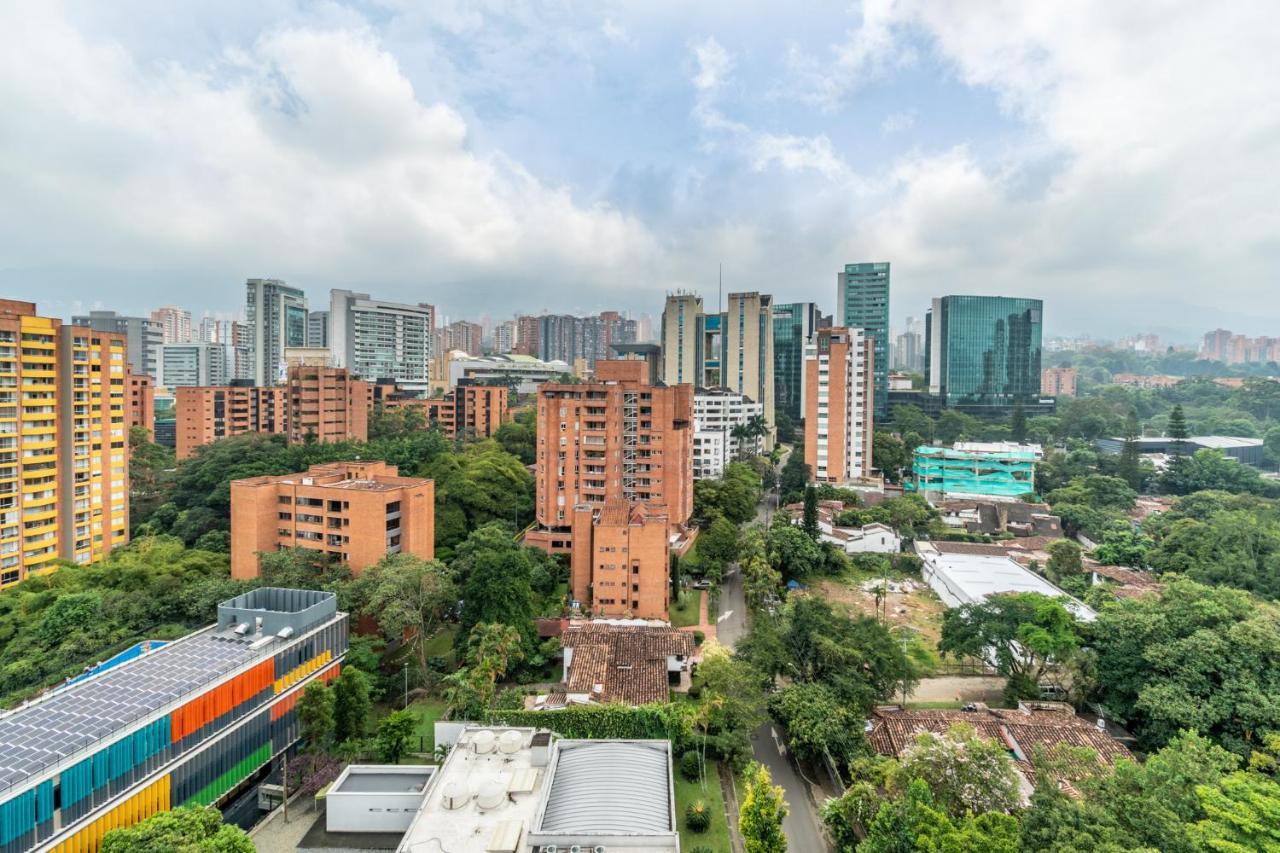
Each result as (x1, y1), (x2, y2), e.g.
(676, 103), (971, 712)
(691, 847), (714, 853)
(680, 751), (702, 781)
(685, 800), (711, 832)
(692, 630), (706, 646)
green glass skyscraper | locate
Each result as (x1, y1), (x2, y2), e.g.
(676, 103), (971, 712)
(838, 262), (890, 419)
(925, 295), (1043, 408)
(772, 302), (822, 422)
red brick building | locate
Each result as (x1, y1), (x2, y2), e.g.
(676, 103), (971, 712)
(229, 460), (433, 579)
(527, 360), (693, 554)
(570, 498), (670, 619)
(126, 371), (155, 439)
(174, 384), (287, 459)
(287, 365), (369, 445)
(383, 379), (510, 439)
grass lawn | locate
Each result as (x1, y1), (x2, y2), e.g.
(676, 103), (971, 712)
(674, 759), (731, 852)
(406, 697), (449, 757)
(420, 625), (460, 667)
(669, 590), (702, 629)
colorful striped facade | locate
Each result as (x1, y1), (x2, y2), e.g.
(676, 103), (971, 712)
(0, 589), (347, 853)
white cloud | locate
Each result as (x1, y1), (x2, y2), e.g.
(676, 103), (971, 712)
(691, 36), (733, 92)
(0, 5), (661, 303)
(881, 110), (915, 134)
(788, 0), (915, 109)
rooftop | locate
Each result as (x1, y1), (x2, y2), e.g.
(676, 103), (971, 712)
(536, 741), (674, 835)
(917, 442), (1042, 460)
(559, 622), (693, 706)
(0, 589), (341, 795)
(917, 544), (1095, 620)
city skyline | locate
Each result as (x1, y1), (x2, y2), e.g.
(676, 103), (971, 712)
(2, 3), (1276, 338)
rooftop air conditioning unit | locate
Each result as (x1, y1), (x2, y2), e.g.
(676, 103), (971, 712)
(540, 847), (558, 853)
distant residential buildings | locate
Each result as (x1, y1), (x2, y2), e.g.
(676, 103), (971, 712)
(528, 360), (693, 555)
(1111, 373), (1182, 389)
(286, 365), (369, 445)
(692, 387), (764, 480)
(537, 312), (636, 369)
(329, 290), (433, 383)
(245, 278), (307, 385)
(440, 320), (483, 356)
(804, 327), (874, 485)
(838, 262), (891, 418)
(659, 292), (706, 386)
(230, 460), (433, 579)
(150, 304), (193, 344)
(513, 314), (541, 356)
(493, 319), (517, 354)
(893, 330), (924, 373)
(127, 371), (155, 438)
(1200, 328), (1280, 364)
(722, 292), (775, 448)
(307, 310), (329, 348)
(72, 310), (164, 382)
(926, 295), (1044, 410)
(381, 379), (510, 440)
(0, 301), (129, 584)
(1041, 366), (1078, 397)
(159, 341), (234, 387)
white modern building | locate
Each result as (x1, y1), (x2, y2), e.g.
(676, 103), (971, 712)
(159, 341), (233, 387)
(327, 765), (435, 833)
(785, 500), (901, 553)
(915, 542), (1096, 621)
(245, 278), (307, 385)
(329, 290), (434, 384)
(393, 727), (680, 853)
(693, 387), (765, 479)
(448, 353), (572, 394)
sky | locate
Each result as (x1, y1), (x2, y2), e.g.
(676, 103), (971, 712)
(0, 1), (1277, 340)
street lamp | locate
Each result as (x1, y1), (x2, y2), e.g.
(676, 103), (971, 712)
(403, 662), (409, 710)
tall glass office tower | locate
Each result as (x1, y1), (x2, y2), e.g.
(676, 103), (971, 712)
(772, 302), (821, 422)
(837, 262), (890, 419)
(925, 295), (1044, 407)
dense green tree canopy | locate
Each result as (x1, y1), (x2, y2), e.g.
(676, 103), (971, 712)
(101, 806), (253, 852)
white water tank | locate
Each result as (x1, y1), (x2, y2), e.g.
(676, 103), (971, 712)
(498, 730), (523, 754)
(472, 730), (496, 754)
(441, 780), (469, 810)
(476, 779), (506, 810)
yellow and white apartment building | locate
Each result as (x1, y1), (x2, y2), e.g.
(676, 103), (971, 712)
(0, 299), (129, 589)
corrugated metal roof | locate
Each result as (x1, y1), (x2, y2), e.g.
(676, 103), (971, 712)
(539, 741), (672, 834)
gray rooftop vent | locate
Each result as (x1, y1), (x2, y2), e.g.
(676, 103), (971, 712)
(217, 588), (338, 637)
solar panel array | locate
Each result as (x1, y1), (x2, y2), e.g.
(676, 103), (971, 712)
(0, 630), (259, 793)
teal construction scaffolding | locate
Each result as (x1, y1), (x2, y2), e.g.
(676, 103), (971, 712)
(909, 445), (1037, 500)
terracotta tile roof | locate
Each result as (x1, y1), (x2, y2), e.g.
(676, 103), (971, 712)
(561, 623), (693, 705)
(867, 703), (1131, 790)
(597, 497), (632, 527)
(1087, 564), (1161, 599)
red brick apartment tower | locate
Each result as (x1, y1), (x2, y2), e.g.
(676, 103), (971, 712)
(286, 365), (369, 445)
(229, 460), (433, 579)
(175, 385), (287, 459)
(528, 359), (693, 553)
(126, 371), (155, 438)
(570, 497), (670, 619)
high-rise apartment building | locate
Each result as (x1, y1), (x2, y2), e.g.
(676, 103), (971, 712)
(570, 498), (670, 619)
(127, 371), (155, 439)
(231, 461), (433, 578)
(527, 360), (693, 554)
(837, 262), (891, 419)
(493, 320), (518, 354)
(382, 379), (510, 439)
(174, 384), (288, 459)
(925, 296), (1044, 408)
(150, 305), (192, 344)
(328, 290), (433, 384)
(0, 301), (131, 584)
(72, 310), (164, 382)
(772, 302), (822, 423)
(893, 330), (923, 372)
(441, 320), (483, 356)
(722, 292), (774, 448)
(805, 327), (874, 485)
(245, 279), (308, 385)
(660, 293), (705, 387)
(1041, 366), (1078, 398)
(286, 365), (369, 445)
(159, 342), (233, 387)
(307, 310), (329, 348)
(514, 315), (541, 356)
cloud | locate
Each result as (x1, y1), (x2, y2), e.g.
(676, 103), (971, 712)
(881, 110), (915, 134)
(0, 5), (661, 307)
(788, 0), (915, 109)
(691, 36), (733, 92)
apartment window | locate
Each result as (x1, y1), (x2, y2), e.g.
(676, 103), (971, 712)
(386, 501), (401, 514)
(278, 495), (292, 505)
(278, 512), (292, 521)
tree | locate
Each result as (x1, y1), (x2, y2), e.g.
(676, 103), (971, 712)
(766, 521), (823, 579)
(698, 516), (741, 569)
(1119, 407), (1142, 490)
(298, 681), (335, 748)
(861, 779), (1019, 853)
(695, 646), (769, 768)
(778, 452), (811, 505)
(1092, 521), (1153, 567)
(423, 440), (534, 557)
(783, 597), (917, 708)
(128, 426), (175, 531)
(940, 592), (1079, 699)
(101, 806), (253, 853)
(333, 668), (372, 744)
(1046, 474), (1137, 511)
(873, 431), (911, 484)
(1045, 539), (1083, 584)
(740, 762), (788, 853)
(1090, 578), (1280, 755)
(1149, 509), (1280, 598)
(457, 528), (537, 652)
(802, 485), (820, 540)
(1011, 399), (1027, 444)
(376, 709), (417, 763)
(767, 683), (864, 766)
(1168, 404), (1190, 443)
(493, 411), (537, 465)
(898, 724), (1022, 816)
(1192, 770), (1280, 851)
(351, 553), (457, 682)
(892, 404), (935, 443)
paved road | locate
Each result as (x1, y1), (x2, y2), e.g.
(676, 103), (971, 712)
(731, 446), (831, 852)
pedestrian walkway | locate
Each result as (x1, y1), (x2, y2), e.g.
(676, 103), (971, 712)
(677, 589), (717, 645)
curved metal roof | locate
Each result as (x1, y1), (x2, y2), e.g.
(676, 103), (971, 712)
(539, 741), (672, 834)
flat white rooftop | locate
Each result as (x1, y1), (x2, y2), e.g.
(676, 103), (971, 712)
(920, 549), (1096, 621)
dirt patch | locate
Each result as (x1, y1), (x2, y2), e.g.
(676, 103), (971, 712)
(808, 575), (946, 647)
